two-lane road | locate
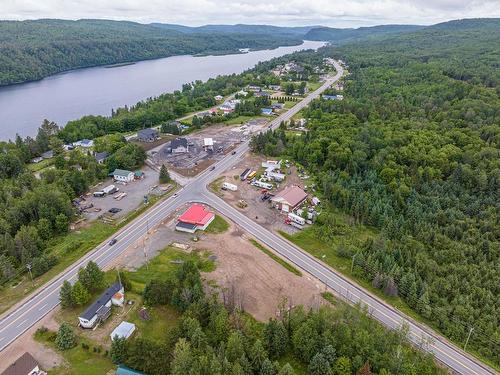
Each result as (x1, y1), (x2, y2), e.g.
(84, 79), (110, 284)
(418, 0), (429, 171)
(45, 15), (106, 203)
(0, 62), (496, 375)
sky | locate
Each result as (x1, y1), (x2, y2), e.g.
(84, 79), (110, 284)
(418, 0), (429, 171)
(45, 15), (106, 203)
(1, 0), (499, 27)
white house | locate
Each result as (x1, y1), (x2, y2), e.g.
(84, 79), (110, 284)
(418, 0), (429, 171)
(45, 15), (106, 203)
(73, 139), (94, 148)
(2, 352), (42, 375)
(214, 95), (224, 101)
(203, 138), (214, 151)
(112, 169), (134, 182)
(78, 282), (124, 329)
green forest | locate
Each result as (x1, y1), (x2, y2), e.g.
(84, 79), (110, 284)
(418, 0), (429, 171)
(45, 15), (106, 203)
(250, 18), (499, 365)
(0, 19), (302, 86)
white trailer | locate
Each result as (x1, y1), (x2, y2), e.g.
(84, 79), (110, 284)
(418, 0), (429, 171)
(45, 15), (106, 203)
(252, 180), (273, 190)
(103, 184), (117, 195)
(267, 171), (286, 182)
(222, 182), (238, 191)
(288, 212), (305, 226)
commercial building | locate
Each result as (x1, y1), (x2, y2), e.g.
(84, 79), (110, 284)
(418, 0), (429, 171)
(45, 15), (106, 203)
(175, 204), (215, 233)
(112, 169), (135, 182)
(203, 138), (214, 151)
(270, 185), (308, 213)
(78, 282), (124, 329)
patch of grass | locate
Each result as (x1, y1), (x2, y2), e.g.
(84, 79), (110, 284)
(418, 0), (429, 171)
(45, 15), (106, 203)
(249, 239), (302, 277)
(283, 100), (298, 109)
(321, 291), (337, 305)
(0, 186), (178, 315)
(223, 115), (259, 125)
(208, 176), (225, 197)
(125, 246), (215, 293)
(127, 302), (180, 342)
(36, 329), (113, 375)
(307, 81), (322, 91)
(27, 158), (54, 172)
(205, 214), (230, 234)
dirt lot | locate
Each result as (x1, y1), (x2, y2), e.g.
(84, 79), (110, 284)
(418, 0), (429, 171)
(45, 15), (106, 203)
(149, 119), (268, 177)
(210, 153), (313, 234)
(79, 165), (167, 223)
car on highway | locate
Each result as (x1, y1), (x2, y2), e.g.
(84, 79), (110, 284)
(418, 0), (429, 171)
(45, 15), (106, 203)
(108, 238), (117, 246)
(210, 166), (216, 171)
(231, 151), (236, 155)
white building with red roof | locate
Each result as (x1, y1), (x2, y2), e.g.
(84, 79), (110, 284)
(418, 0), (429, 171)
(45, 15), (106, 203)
(176, 204), (215, 233)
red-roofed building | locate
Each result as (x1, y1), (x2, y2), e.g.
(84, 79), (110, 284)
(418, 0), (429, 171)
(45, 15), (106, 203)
(176, 204), (215, 233)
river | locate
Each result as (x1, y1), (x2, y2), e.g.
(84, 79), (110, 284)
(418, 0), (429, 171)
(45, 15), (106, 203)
(0, 40), (325, 140)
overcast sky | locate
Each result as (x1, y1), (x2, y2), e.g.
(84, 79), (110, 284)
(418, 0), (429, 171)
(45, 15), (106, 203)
(1, 0), (499, 27)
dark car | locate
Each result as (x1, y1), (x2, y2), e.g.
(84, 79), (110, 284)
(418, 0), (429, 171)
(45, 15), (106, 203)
(231, 151), (236, 155)
(108, 238), (117, 246)
(210, 166), (216, 171)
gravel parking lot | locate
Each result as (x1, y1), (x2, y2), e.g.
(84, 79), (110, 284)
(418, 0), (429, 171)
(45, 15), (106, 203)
(78, 166), (167, 222)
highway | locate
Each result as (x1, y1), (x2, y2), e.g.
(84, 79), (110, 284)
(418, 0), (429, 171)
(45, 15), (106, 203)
(0, 62), (496, 375)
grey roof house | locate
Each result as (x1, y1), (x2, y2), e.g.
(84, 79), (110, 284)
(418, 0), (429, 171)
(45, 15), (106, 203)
(169, 137), (189, 153)
(94, 151), (109, 164)
(78, 282), (124, 328)
(137, 128), (159, 142)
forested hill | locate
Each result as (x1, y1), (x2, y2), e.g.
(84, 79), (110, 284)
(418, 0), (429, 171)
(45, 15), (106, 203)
(266, 18), (499, 363)
(0, 19), (302, 87)
(304, 24), (424, 43)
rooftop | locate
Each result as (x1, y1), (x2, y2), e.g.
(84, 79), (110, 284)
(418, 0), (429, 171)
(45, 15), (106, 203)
(80, 282), (122, 321)
(170, 137), (188, 149)
(271, 185), (308, 208)
(112, 169), (133, 177)
(178, 204), (214, 226)
(1, 352), (39, 375)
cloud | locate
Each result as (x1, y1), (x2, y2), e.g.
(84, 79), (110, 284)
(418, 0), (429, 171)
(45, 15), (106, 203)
(1, 0), (499, 26)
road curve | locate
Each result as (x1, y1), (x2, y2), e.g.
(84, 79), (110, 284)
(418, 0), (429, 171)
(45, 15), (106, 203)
(0, 62), (496, 375)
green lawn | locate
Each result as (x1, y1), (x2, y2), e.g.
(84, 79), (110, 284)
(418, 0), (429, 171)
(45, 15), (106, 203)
(205, 214), (230, 234)
(34, 329), (114, 375)
(306, 81), (322, 91)
(127, 302), (180, 342)
(249, 239), (302, 277)
(27, 158), (54, 172)
(0, 187), (178, 315)
(223, 115), (259, 125)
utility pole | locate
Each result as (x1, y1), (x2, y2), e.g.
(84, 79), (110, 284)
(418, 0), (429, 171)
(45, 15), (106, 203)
(26, 264), (34, 286)
(351, 253), (357, 273)
(464, 327), (474, 351)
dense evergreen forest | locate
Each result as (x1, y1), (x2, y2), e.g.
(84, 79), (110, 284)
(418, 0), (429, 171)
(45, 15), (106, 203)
(0, 19), (302, 86)
(251, 18), (499, 364)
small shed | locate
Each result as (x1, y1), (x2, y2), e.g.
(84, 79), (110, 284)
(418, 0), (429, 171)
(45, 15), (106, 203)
(112, 169), (134, 182)
(116, 365), (146, 375)
(110, 321), (136, 341)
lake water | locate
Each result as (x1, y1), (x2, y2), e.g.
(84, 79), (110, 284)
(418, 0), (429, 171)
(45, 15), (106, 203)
(0, 40), (325, 140)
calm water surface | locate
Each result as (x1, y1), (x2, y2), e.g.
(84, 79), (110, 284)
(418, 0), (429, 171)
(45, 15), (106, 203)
(0, 41), (325, 140)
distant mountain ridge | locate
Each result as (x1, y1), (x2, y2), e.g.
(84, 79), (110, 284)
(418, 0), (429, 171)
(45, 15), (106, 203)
(304, 24), (424, 43)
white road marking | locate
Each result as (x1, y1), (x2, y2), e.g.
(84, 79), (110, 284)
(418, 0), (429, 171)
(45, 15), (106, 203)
(16, 319), (27, 329)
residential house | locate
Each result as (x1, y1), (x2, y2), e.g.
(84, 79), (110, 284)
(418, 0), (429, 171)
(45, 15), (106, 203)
(31, 157), (43, 164)
(94, 151), (108, 164)
(261, 108), (273, 116)
(1, 352), (43, 375)
(175, 204), (215, 233)
(236, 90), (248, 97)
(247, 85), (261, 92)
(78, 282), (124, 329)
(63, 144), (74, 151)
(255, 91), (270, 98)
(271, 103), (284, 111)
(168, 137), (189, 153)
(214, 95), (224, 101)
(268, 84), (281, 91)
(73, 139), (94, 148)
(137, 128), (159, 142)
(270, 185), (308, 213)
(112, 169), (135, 182)
(110, 321), (136, 341)
(323, 94), (343, 101)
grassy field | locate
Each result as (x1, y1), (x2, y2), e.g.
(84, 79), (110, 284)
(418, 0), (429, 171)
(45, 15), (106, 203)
(223, 115), (259, 125)
(34, 329), (114, 375)
(249, 239), (302, 277)
(27, 158), (54, 172)
(306, 81), (322, 91)
(205, 214), (230, 234)
(0, 187), (178, 315)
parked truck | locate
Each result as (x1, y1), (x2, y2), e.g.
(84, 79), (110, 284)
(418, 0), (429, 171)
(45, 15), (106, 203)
(103, 184), (118, 195)
(222, 182), (238, 191)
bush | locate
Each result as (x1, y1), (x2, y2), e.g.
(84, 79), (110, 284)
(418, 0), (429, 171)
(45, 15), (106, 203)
(55, 322), (76, 350)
